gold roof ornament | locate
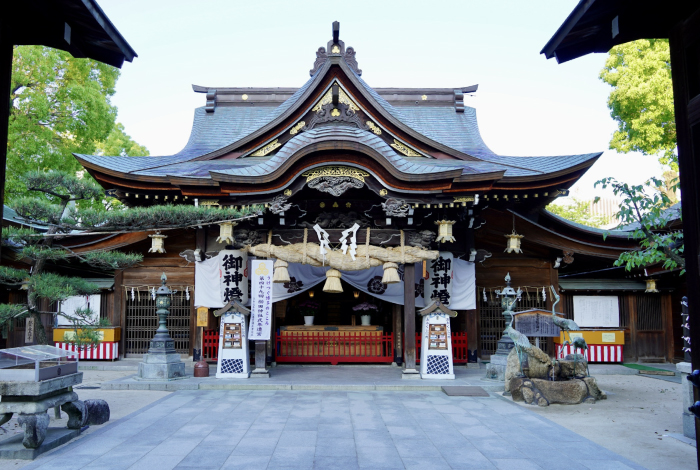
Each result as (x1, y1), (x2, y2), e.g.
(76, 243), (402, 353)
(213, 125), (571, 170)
(250, 139), (281, 157)
(216, 222), (237, 245)
(390, 139), (422, 157)
(645, 279), (659, 293)
(504, 231), (524, 254)
(148, 233), (167, 253)
(435, 220), (456, 243)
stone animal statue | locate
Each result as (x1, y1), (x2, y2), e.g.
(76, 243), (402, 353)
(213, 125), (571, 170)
(571, 336), (590, 378)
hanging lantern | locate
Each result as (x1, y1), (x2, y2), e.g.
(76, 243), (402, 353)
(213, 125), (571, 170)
(434, 220), (456, 243)
(381, 262), (400, 284)
(323, 269), (343, 293)
(645, 279), (659, 293)
(148, 233), (167, 253)
(216, 222), (237, 245)
(504, 230), (524, 254)
(273, 259), (291, 283)
(353, 290), (360, 299)
(308, 290), (315, 298)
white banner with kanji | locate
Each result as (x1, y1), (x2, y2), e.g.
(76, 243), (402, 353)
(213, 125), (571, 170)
(248, 260), (274, 340)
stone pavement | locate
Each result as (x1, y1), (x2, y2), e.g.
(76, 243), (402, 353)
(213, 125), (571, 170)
(21, 389), (645, 470)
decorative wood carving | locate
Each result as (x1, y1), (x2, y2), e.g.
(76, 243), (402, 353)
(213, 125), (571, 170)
(390, 139), (422, 157)
(344, 47), (362, 76)
(269, 195), (292, 215)
(250, 139), (281, 157)
(562, 251), (574, 264)
(381, 198), (410, 217)
(310, 47), (327, 76)
(298, 211), (371, 229)
(406, 230), (436, 248)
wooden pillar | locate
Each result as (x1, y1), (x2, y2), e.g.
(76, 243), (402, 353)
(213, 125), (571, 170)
(627, 295), (638, 362)
(393, 304), (402, 364)
(403, 263), (417, 372)
(114, 270), (125, 358)
(193, 228), (206, 361)
(662, 293), (674, 362)
(0, 41), (12, 261)
(466, 309), (478, 363)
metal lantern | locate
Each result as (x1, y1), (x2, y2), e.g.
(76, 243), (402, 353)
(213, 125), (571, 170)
(216, 222), (236, 245)
(148, 233), (167, 253)
(434, 220), (456, 243)
(645, 279), (659, 293)
(152, 273), (175, 346)
(504, 230), (524, 254)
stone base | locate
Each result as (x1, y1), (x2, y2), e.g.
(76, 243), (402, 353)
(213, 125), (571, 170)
(484, 354), (508, 381)
(401, 369), (421, 379)
(420, 373), (455, 380)
(250, 369), (269, 378)
(677, 362), (696, 440)
(510, 376), (606, 406)
(0, 428), (81, 460)
(137, 361), (186, 381)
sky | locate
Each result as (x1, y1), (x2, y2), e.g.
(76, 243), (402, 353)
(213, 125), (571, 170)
(97, 0), (664, 201)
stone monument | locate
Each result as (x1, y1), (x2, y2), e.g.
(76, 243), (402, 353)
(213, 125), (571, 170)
(137, 273), (185, 381)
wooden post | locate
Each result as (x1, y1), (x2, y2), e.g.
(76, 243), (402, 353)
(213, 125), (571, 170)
(193, 228), (206, 361)
(627, 295), (638, 362)
(114, 270), (125, 359)
(402, 263), (417, 374)
(466, 309), (478, 364)
(0, 41), (12, 261)
(393, 304), (402, 364)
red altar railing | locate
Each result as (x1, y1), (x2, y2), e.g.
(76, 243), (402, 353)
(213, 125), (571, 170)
(275, 331), (394, 365)
(203, 329), (468, 364)
(413, 331), (468, 364)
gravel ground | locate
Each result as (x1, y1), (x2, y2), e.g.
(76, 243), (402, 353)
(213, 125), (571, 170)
(508, 374), (696, 470)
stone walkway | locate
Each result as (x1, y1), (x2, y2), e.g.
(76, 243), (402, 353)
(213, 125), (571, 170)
(22, 389), (645, 470)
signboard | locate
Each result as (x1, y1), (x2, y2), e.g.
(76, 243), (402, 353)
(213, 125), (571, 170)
(514, 309), (561, 337)
(573, 296), (620, 328)
(248, 260), (273, 341)
(196, 307), (210, 328)
(25, 317), (35, 344)
(219, 250), (248, 305)
(425, 252), (454, 306)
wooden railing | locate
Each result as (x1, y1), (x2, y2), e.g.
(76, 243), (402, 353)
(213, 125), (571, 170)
(276, 331), (394, 365)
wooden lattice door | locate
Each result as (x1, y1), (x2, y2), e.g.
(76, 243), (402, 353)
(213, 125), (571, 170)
(125, 293), (191, 355)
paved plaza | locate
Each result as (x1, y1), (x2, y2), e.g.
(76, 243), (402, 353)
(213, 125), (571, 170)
(21, 388), (644, 470)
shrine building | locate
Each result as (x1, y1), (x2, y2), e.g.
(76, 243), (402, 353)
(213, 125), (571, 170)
(56, 23), (681, 370)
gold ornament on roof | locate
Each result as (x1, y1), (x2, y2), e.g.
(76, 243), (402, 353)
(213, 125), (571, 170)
(148, 233), (167, 253)
(312, 85), (360, 113)
(331, 108), (341, 117)
(421, 95), (428, 100)
(391, 139), (422, 157)
(290, 121), (306, 135)
(366, 121), (382, 135)
(379, 189), (388, 196)
(250, 139), (281, 157)
(331, 45), (340, 54)
(284, 189), (293, 196)
(199, 199), (220, 207)
(302, 166), (370, 183)
(241, 94), (248, 100)
(453, 196), (475, 204)
(216, 222), (238, 245)
(435, 220), (456, 243)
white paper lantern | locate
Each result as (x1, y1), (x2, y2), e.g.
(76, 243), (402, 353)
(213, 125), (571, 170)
(148, 233), (167, 253)
(216, 222), (237, 245)
(434, 220), (456, 243)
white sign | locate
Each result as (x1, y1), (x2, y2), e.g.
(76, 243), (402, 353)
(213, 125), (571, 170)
(25, 317), (35, 344)
(425, 252), (454, 306)
(573, 296), (620, 328)
(248, 260), (274, 340)
(219, 250), (248, 305)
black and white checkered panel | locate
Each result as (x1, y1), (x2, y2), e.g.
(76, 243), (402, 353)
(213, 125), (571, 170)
(220, 358), (244, 374)
(426, 355), (450, 375)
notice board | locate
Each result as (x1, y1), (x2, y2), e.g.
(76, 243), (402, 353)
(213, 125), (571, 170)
(573, 296), (620, 327)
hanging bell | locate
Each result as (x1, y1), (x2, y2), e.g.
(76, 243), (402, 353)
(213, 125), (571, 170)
(323, 269), (343, 293)
(504, 230), (524, 254)
(645, 279), (659, 293)
(434, 220), (456, 243)
(148, 233), (167, 253)
(381, 262), (400, 284)
(273, 259), (291, 283)
(216, 222), (237, 245)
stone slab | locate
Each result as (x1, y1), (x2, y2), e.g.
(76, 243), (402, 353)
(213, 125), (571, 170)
(441, 386), (490, 397)
(0, 373), (83, 397)
(0, 427), (80, 460)
(137, 362), (186, 381)
(0, 391), (77, 414)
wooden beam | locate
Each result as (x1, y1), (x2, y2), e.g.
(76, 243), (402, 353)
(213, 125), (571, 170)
(403, 263), (416, 371)
(393, 304), (402, 364)
(114, 269), (125, 359)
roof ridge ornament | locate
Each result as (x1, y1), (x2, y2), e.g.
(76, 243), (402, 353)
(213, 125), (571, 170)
(309, 22), (362, 76)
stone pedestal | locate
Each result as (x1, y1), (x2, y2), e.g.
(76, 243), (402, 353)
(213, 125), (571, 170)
(137, 353), (185, 381)
(677, 362), (696, 440)
(485, 354), (508, 381)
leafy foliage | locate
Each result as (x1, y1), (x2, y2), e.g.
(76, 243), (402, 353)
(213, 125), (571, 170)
(63, 204), (260, 232)
(0, 304), (27, 329)
(545, 198), (610, 228)
(29, 273), (100, 304)
(12, 196), (65, 226)
(6, 46), (119, 201)
(0, 266), (27, 284)
(1, 226), (40, 246)
(595, 177), (684, 273)
(95, 123), (149, 157)
(23, 170), (104, 201)
(600, 39), (676, 166)
(80, 251), (143, 270)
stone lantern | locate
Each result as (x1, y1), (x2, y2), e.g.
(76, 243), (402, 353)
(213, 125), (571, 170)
(137, 273), (185, 381)
(485, 273), (522, 382)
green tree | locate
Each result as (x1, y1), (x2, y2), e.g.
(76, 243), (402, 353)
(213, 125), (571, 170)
(595, 177), (683, 274)
(6, 46), (148, 204)
(599, 39), (676, 167)
(545, 198), (609, 228)
(1, 170), (257, 346)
